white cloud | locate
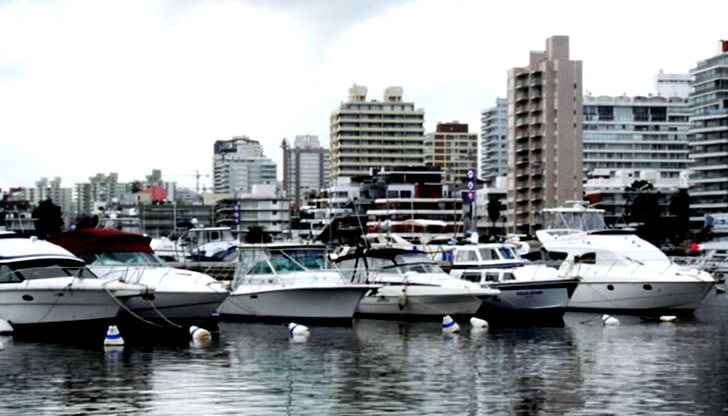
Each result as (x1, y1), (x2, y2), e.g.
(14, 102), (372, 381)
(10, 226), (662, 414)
(1, 0), (727, 190)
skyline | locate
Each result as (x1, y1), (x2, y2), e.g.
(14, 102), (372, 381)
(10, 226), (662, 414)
(2, 0), (727, 191)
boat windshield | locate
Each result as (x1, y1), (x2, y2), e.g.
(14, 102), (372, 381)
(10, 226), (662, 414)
(0, 259), (98, 283)
(498, 247), (519, 260)
(246, 248), (335, 275)
(542, 209), (606, 232)
(392, 253), (445, 274)
(80, 251), (165, 266)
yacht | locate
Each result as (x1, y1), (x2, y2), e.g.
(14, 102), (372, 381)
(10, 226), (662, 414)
(0, 236), (148, 335)
(217, 243), (376, 323)
(48, 229), (229, 326)
(151, 226), (238, 262)
(535, 202), (716, 315)
(334, 247), (500, 320)
(449, 243), (578, 323)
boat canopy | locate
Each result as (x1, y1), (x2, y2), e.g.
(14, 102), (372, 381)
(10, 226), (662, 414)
(48, 229), (154, 255)
(542, 203), (607, 232)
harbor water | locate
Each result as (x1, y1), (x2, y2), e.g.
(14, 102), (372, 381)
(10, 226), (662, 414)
(1, 294), (727, 415)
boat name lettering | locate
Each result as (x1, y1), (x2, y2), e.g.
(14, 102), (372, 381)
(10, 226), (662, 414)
(515, 290), (543, 297)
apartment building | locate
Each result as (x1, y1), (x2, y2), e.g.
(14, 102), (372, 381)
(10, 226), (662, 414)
(329, 85), (425, 184)
(506, 36), (583, 233)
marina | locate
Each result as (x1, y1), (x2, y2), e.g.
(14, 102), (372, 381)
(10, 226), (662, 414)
(0, 294), (727, 414)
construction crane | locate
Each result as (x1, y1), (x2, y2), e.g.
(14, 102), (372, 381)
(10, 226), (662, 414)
(168, 171), (211, 193)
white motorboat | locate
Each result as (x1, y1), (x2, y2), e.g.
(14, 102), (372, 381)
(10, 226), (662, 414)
(536, 202), (716, 315)
(449, 243), (578, 324)
(48, 229), (229, 325)
(0, 236), (148, 335)
(334, 247), (500, 319)
(217, 243), (376, 323)
(151, 226), (239, 262)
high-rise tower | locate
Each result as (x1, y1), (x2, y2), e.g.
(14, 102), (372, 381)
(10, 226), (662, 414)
(506, 36), (583, 233)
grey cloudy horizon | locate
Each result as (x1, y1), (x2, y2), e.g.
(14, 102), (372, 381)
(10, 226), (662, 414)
(1, 0), (726, 190)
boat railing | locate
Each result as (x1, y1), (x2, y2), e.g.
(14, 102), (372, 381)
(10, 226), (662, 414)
(91, 265), (179, 285)
(561, 257), (713, 279)
(670, 256), (727, 276)
(0, 264), (97, 282)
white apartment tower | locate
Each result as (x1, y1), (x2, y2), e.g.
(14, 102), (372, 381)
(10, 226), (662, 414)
(281, 135), (329, 208)
(688, 40), (728, 226)
(329, 85), (425, 184)
(583, 95), (691, 179)
(480, 98), (508, 183)
(213, 136), (277, 194)
(507, 36), (583, 233)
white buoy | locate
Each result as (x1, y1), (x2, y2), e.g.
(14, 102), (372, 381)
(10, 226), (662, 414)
(442, 315), (460, 334)
(288, 322), (310, 336)
(190, 326), (212, 343)
(470, 317), (489, 329)
(0, 319), (13, 335)
(659, 315), (679, 323)
(601, 314), (620, 326)
(104, 325), (124, 346)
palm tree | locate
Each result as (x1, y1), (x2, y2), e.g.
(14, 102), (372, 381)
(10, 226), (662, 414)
(487, 194), (504, 237)
(245, 224), (272, 243)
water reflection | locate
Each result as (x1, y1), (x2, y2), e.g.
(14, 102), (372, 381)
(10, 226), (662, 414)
(0, 296), (726, 414)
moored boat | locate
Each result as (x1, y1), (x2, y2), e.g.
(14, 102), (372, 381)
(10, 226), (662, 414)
(0, 236), (149, 340)
(48, 229), (229, 331)
(217, 243), (376, 323)
(536, 202), (716, 315)
(334, 247), (500, 320)
(449, 243), (578, 324)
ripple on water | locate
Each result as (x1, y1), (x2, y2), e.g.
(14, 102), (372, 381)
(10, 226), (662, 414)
(1, 296), (728, 414)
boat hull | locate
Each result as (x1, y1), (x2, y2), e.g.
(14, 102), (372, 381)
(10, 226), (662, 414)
(218, 286), (371, 323)
(0, 279), (132, 326)
(567, 280), (715, 315)
(355, 286), (493, 320)
(476, 279), (578, 324)
(122, 291), (228, 320)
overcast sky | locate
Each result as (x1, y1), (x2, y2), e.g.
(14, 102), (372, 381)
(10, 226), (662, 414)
(1, 0), (727, 191)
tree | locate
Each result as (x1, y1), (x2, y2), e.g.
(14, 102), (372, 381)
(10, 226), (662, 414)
(32, 199), (64, 238)
(487, 194), (504, 237)
(624, 180), (661, 246)
(666, 188), (690, 245)
(244, 225), (272, 243)
(129, 180), (143, 193)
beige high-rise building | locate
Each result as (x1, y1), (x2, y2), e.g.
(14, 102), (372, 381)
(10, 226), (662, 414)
(507, 36), (583, 234)
(329, 85), (425, 184)
(425, 121), (478, 187)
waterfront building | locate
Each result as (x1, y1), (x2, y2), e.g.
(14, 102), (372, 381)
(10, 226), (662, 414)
(213, 136), (277, 194)
(584, 169), (688, 227)
(688, 40), (728, 232)
(480, 98), (508, 183)
(583, 95), (691, 180)
(425, 122), (478, 188)
(74, 173), (127, 216)
(654, 70), (692, 99)
(215, 184), (291, 241)
(1, 188), (34, 233)
(506, 36), (583, 234)
(362, 167), (462, 242)
(24, 177), (73, 227)
(474, 176), (507, 235)
(329, 85), (426, 184)
(281, 135), (329, 209)
(297, 178), (361, 242)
